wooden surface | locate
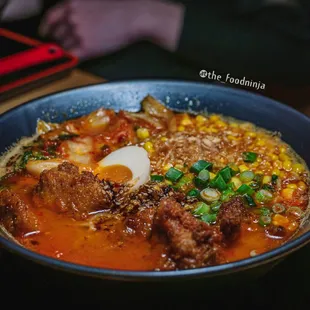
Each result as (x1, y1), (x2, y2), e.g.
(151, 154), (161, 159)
(0, 69), (105, 115)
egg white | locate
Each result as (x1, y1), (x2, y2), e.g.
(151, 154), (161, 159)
(97, 146), (151, 190)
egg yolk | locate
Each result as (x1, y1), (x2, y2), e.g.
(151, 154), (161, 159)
(95, 165), (133, 183)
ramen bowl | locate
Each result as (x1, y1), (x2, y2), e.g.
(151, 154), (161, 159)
(0, 81), (309, 297)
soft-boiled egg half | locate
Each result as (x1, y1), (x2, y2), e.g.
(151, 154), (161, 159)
(95, 146), (151, 190)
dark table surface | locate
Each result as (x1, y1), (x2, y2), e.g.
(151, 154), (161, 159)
(1, 81), (310, 308)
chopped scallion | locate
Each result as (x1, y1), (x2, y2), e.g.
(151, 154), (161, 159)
(243, 152), (258, 163)
(240, 171), (255, 183)
(255, 189), (273, 203)
(210, 174), (227, 191)
(220, 188), (235, 202)
(165, 167), (184, 183)
(151, 175), (164, 182)
(219, 166), (232, 183)
(187, 188), (200, 198)
(271, 174), (278, 185)
(236, 184), (254, 196)
(190, 160), (213, 174)
(272, 203), (286, 214)
(228, 163), (240, 176)
(201, 213), (217, 224)
(243, 194), (256, 207)
(194, 169), (210, 189)
(193, 202), (210, 216)
(259, 215), (272, 227)
(200, 188), (221, 203)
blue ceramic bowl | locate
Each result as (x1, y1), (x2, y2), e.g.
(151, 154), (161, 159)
(0, 80), (310, 284)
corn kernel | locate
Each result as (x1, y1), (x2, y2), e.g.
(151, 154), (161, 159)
(245, 131), (257, 138)
(272, 169), (281, 176)
(263, 176), (271, 184)
(177, 126), (185, 132)
(281, 188), (295, 200)
(216, 120), (227, 128)
(273, 160), (283, 169)
(240, 122), (254, 130)
(279, 153), (290, 161)
(162, 163), (173, 171)
(292, 163), (305, 174)
(136, 128), (150, 140)
(287, 221), (298, 232)
(196, 115), (207, 124)
(239, 165), (248, 172)
(279, 146), (287, 153)
(297, 181), (307, 191)
(143, 141), (154, 152)
(227, 135), (239, 141)
(270, 154), (279, 161)
(257, 157), (262, 163)
(279, 171), (286, 178)
(272, 214), (289, 227)
(251, 162), (259, 168)
(283, 160), (292, 171)
(209, 115), (220, 122)
(161, 137), (168, 142)
(210, 127), (218, 133)
(287, 183), (298, 189)
(230, 122), (239, 128)
(231, 177), (242, 190)
(210, 172), (216, 180)
(256, 139), (265, 146)
(181, 117), (193, 126)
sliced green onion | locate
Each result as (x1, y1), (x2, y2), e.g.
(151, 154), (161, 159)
(190, 160), (213, 174)
(243, 194), (256, 207)
(210, 174), (227, 191)
(175, 175), (193, 189)
(243, 152), (258, 163)
(262, 184), (275, 192)
(151, 175), (164, 182)
(259, 215), (272, 227)
(219, 166), (232, 183)
(249, 182), (260, 190)
(272, 203), (286, 214)
(287, 206), (303, 218)
(254, 174), (263, 185)
(221, 188), (235, 202)
(187, 188), (200, 198)
(260, 207), (271, 216)
(200, 188), (221, 203)
(211, 201), (221, 213)
(255, 189), (273, 203)
(201, 213), (217, 224)
(271, 174), (278, 185)
(194, 169), (210, 189)
(236, 184), (254, 195)
(193, 202), (210, 216)
(165, 167), (184, 182)
(228, 163), (240, 176)
(240, 171), (255, 183)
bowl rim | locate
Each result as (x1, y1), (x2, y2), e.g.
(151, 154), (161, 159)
(1, 79), (310, 281)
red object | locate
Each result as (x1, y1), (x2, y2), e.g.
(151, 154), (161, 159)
(0, 28), (79, 99)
